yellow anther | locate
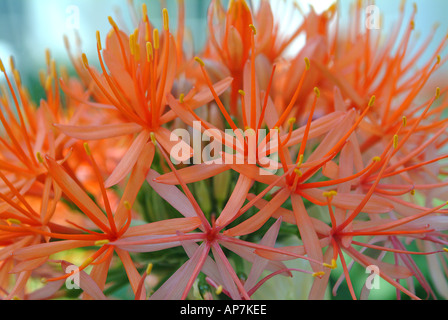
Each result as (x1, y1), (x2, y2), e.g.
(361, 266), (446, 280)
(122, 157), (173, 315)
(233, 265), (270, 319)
(372, 156), (381, 162)
(0, 59), (5, 72)
(12, 296), (21, 300)
(312, 271), (325, 278)
(323, 191), (337, 198)
(13, 70), (21, 86)
(238, 90), (246, 96)
(146, 42), (153, 61)
(40, 278), (47, 284)
(163, 8), (169, 31)
(194, 57), (205, 67)
(124, 201), (132, 210)
(297, 154), (304, 167)
(80, 257), (95, 269)
(410, 189), (416, 196)
(443, 248), (448, 253)
(36, 152), (44, 164)
(153, 29), (160, 50)
(142, 3), (148, 19)
(146, 263), (153, 275)
(437, 55), (441, 64)
(393, 135), (399, 149)
(249, 24), (257, 35)
(82, 53), (89, 68)
(108, 16), (118, 29)
(294, 169), (303, 177)
(304, 57), (311, 71)
(314, 87), (320, 98)
(179, 93), (185, 104)
(410, 20), (415, 30)
(323, 259), (337, 270)
(45, 48), (51, 67)
(45, 76), (53, 92)
(129, 34), (136, 56)
(7, 219), (22, 225)
(436, 87), (441, 99)
(150, 132), (157, 145)
(288, 117), (296, 126)
(96, 30), (102, 50)
(402, 116), (407, 127)
(368, 95), (376, 107)
(94, 240), (110, 246)
(215, 285), (223, 295)
(83, 143), (92, 156)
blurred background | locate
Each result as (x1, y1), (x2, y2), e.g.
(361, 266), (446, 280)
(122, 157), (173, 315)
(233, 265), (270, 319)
(2, 0), (446, 80)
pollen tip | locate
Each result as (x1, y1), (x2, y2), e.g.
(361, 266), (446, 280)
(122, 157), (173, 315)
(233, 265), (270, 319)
(402, 116), (407, 127)
(153, 29), (160, 50)
(96, 30), (102, 51)
(443, 248), (448, 253)
(312, 271), (325, 278)
(238, 89), (246, 96)
(194, 57), (205, 67)
(215, 285), (223, 295)
(36, 152), (44, 164)
(7, 218), (22, 225)
(304, 57), (311, 71)
(368, 95), (376, 107)
(81, 53), (89, 68)
(83, 142), (92, 156)
(436, 87), (441, 99)
(314, 87), (321, 98)
(146, 263), (153, 275)
(249, 24), (257, 35)
(163, 8), (169, 31)
(150, 132), (157, 145)
(0, 58), (5, 72)
(108, 16), (118, 29)
(179, 93), (185, 104)
(288, 117), (297, 126)
(94, 240), (110, 246)
(393, 135), (399, 149)
(124, 201), (132, 210)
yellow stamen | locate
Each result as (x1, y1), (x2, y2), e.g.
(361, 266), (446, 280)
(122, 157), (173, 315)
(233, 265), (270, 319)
(402, 116), (407, 127)
(146, 42), (153, 61)
(82, 53), (89, 68)
(83, 143), (92, 156)
(80, 257), (95, 269)
(312, 271), (325, 278)
(215, 285), (223, 295)
(0, 59), (4, 72)
(249, 24), (257, 35)
(304, 57), (311, 71)
(108, 16), (118, 30)
(393, 135), (399, 149)
(443, 248), (448, 253)
(146, 263), (153, 275)
(297, 154), (304, 167)
(94, 240), (110, 246)
(153, 29), (160, 50)
(45, 48), (51, 67)
(410, 189), (416, 196)
(436, 87), (441, 99)
(194, 57), (205, 67)
(7, 218), (22, 225)
(323, 259), (337, 270)
(150, 132), (157, 145)
(179, 93), (185, 104)
(294, 169), (303, 177)
(238, 90), (246, 96)
(288, 117), (296, 126)
(36, 152), (44, 164)
(323, 191), (338, 198)
(368, 95), (376, 107)
(124, 201), (132, 210)
(96, 31), (102, 50)
(372, 156), (381, 162)
(314, 87), (320, 98)
(163, 8), (169, 31)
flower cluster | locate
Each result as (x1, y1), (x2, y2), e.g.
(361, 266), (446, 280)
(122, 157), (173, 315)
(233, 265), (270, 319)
(0, 0), (448, 300)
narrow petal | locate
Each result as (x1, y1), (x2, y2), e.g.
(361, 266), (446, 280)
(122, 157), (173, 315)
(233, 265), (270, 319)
(105, 130), (151, 188)
(55, 123), (142, 141)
